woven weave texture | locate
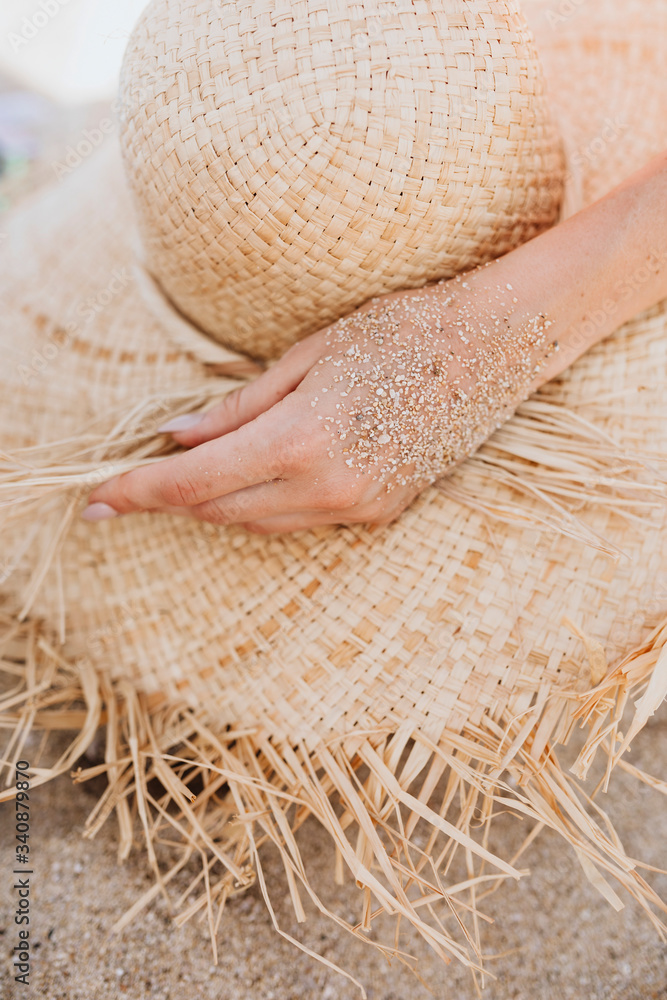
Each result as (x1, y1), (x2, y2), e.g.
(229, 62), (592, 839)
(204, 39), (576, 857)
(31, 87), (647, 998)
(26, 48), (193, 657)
(1, 0), (667, 975)
(2, 145), (666, 746)
(119, 0), (563, 359)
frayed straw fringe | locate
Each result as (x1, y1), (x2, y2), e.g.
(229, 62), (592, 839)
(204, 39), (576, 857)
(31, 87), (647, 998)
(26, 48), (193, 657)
(1, 375), (666, 577)
(1, 378), (667, 994)
(2, 611), (667, 996)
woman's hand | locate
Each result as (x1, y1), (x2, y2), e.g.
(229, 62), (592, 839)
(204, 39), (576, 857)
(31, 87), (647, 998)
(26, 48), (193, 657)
(82, 149), (667, 534)
(82, 276), (557, 533)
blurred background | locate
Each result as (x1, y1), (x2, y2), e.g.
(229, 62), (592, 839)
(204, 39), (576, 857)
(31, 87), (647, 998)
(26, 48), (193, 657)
(0, 0), (146, 209)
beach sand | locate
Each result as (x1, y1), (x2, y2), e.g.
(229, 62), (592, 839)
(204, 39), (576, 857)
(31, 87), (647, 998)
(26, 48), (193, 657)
(1, 703), (666, 1000)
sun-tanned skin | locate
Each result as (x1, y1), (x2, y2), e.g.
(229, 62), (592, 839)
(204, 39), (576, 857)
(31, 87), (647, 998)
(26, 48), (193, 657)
(83, 151), (667, 534)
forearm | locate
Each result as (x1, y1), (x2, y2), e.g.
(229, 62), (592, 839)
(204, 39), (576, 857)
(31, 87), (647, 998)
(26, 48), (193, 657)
(474, 150), (667, 388)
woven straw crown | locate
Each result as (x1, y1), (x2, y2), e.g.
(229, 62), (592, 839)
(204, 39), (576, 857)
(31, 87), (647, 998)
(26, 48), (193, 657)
(120, 0), (563, 358)
(1, 0), (667, 989)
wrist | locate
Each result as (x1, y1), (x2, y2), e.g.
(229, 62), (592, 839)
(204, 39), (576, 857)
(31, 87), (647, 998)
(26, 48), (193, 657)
(468, 152), (667, 389)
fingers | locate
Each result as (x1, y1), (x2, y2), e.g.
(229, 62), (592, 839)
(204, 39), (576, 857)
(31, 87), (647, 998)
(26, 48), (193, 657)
(85, 399), (307, 515)
(239, 506), (403, 534)
(151, 480), (315, 525)
(239, 511), (346, 534)
(157, 490), (412, 533)
(164, 335), (324, 447)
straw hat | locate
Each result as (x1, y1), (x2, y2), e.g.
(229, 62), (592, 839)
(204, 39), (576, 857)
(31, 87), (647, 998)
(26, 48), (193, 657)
(1, 0), (667, 985)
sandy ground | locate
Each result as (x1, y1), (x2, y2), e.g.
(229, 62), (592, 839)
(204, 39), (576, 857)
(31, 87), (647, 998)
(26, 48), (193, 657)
(1, 704), (666, 1000)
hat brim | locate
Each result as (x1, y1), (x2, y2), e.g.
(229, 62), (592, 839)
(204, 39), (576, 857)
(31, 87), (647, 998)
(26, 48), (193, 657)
(2, 0), (667, 980)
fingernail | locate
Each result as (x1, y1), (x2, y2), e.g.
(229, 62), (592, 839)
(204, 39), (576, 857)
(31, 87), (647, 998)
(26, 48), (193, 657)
(81, 502), (119, 522)
(157, 413), (205, 433)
